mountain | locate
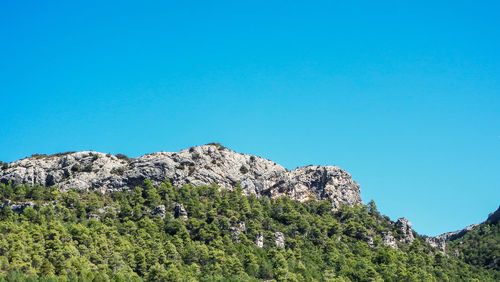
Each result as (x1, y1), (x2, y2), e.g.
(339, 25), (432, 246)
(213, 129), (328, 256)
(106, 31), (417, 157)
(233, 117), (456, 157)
(438, 206), (500, 270)
(0, 144), (498, 280)
(426, 206), (500, 257)
(0, 143), (361, 209)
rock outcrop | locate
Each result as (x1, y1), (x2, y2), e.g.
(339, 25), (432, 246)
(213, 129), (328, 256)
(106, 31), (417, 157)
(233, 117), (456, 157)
(153, 205), (166, 219)
(396, 218), (415, 244)
(230, 222), (246, 243)
(425, 223), (480, 252)
(0, 144), (362, 209)
(0, 200), (35, 212)
(274, 232), (285, 248)
(174, 204), (188, 220)
(425, 236), (447, 252)
(383, 232), (398, 249)
(256, 232), (264, 248)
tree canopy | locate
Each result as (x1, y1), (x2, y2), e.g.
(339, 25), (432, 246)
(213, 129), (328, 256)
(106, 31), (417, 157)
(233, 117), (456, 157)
(0, 180), (498, 281)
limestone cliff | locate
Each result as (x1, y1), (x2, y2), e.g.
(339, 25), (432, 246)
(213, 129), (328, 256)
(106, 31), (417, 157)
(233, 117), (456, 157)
(0, 144), (362, 208)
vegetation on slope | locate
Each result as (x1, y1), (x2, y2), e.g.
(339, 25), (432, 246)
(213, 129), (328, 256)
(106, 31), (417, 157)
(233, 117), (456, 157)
(446, 207), (500, 271)
(0, 180), (498, 281)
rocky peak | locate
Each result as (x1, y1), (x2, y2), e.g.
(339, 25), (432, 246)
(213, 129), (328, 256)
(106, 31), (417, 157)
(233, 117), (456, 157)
(396, 217), (415, 244)
(0, 144), (362, 208)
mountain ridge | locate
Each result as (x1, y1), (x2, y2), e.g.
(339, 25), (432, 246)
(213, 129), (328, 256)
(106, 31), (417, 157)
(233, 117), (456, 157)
(426, 205), (500, 254)
(0, 144), (362, 209)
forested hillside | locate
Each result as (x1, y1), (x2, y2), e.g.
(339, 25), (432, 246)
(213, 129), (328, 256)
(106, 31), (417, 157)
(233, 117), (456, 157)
(446, 207), (500, 271)
(0, 180), (498, 281)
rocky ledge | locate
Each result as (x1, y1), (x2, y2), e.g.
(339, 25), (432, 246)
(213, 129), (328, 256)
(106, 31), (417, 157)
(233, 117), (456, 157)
(0, 144), (362, 209)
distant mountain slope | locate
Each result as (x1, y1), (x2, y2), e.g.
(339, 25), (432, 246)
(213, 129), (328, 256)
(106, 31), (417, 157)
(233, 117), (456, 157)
(0, 144), (361, 209)
(445, 206), (500, 270)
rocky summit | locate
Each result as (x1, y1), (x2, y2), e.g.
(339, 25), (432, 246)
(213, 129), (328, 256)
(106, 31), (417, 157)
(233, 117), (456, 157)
(0, 144), (362, 209)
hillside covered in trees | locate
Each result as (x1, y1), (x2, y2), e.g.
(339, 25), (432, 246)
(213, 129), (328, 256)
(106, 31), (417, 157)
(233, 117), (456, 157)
(445, 206), (500, 271)
(0, 180), (498, 281)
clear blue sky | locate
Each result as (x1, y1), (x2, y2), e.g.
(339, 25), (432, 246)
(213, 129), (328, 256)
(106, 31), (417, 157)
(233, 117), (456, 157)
(1, 1), (499, 236)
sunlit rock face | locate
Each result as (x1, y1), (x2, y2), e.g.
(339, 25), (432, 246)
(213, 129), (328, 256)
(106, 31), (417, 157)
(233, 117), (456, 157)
(0, 144), (362, 208)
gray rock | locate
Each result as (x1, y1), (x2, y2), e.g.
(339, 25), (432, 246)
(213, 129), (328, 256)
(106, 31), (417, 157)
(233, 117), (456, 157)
(425, 236), (447, 252)
(256, 232), (264, 248)
(174, 204), (188, 220)
(0, 200), (36, 212)
(425, 223), (480, 252)
(396, 217), (415, 244)
(0, 145), (363, 208)
(88, 214), (100, 220)
(383, 232), (398, 249)
(153, 205), (166, 219)
(366, 237), (374, 246)
(230, 222), (246, 242)
(274, 232), (285, 248)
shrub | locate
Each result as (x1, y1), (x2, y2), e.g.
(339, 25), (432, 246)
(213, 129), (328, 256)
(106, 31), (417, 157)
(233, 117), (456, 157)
(71, 164), (81, 172)
(191, 153), (200, 161)
(49, 151), (75, 157)
(70, 164), (92, 173)
(240, 165), (249, 174)
(31, 154), (47, 159)
(82, 165), (93, 173)
(111, 167), (125, 176)
(115, 154), (129, 160)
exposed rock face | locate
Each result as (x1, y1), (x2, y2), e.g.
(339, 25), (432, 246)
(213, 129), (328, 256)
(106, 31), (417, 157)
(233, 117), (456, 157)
(153, 205), (166, 219)
(256, 232), (264, 248)
(0, 200), (35, 212)
(274, 232), (285, 248)
(425, 237), (447, 252)
(264, 165), (362, 210)
(230, 222), (246, 242)
(174, 204), (188, 220)
(383, 232), (398, 249)
(426, 223), (480, 252)
(0, 144), (362, 208)
(88, 214), (100, 220)
(396, 218), (415, 244)
(0, 151), (127, 193)
(366, 237), (374, 247)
